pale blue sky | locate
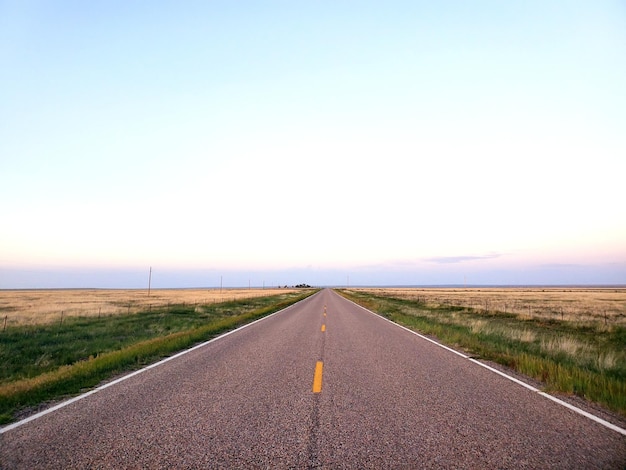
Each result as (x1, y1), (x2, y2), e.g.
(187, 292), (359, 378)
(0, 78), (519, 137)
(1, 1), (625, 288)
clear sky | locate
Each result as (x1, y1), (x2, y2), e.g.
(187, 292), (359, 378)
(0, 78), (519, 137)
(1, 1), (625, 288)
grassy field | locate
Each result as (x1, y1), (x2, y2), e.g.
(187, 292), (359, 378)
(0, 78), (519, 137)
(339, 287), (626, 418)
(0, 289), (315, 425)
(0, 288), (296, 326)
(357, 287), (626, 326)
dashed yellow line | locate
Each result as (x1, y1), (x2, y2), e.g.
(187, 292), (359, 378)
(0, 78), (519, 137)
(321, 324), (326, 332)
(312, 361), (324, 393)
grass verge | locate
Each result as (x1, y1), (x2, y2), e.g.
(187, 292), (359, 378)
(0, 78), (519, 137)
(0, 290), (317, 425)
(338, 289), (626, 417)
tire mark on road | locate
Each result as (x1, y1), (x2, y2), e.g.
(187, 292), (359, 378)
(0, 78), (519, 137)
(307, 305), (328, 467)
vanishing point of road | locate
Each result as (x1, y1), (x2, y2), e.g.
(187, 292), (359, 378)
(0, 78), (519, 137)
(1, 289), (625, 468)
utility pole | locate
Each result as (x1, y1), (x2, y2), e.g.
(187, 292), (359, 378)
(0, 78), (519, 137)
(148, 267), (152, 296)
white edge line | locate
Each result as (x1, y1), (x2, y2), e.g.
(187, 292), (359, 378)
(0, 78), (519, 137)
(537, 391), (626, 436)
(339, 292), (626, 437)
(0, 292), (318, 434)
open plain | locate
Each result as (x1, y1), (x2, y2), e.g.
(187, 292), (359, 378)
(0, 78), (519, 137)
(0, 288), (297, 326)
(353, 286), (626, 325)
(2, 289), (625, 468)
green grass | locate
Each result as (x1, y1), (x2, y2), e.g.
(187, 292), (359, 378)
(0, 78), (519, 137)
(338, 289), (626, 417)
(0, 290), (317, 425)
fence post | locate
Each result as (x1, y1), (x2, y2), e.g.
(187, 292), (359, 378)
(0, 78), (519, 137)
(3, 315), (6, 332)
(60, 311), (64, 325)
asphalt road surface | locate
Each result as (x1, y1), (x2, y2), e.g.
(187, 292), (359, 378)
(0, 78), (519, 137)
(1, 289), (625, 468)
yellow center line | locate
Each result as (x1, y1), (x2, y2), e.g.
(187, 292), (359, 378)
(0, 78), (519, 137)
(321, 324), (326, 332)
(312, 361), (324, 393)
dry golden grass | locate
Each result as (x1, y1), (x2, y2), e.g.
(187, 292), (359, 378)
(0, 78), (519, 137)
(348, 287), (626, 326)
(0, 288), (298, 326)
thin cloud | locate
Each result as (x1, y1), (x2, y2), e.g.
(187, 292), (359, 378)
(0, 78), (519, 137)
(540, 263), (585, 269)
(424, 254), (503, 264)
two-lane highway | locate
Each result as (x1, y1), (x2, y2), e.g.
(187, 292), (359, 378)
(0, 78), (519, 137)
(1, 289), (625, 468)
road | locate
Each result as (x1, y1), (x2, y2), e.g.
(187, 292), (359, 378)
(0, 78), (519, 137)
(1, 289), (625, 468)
